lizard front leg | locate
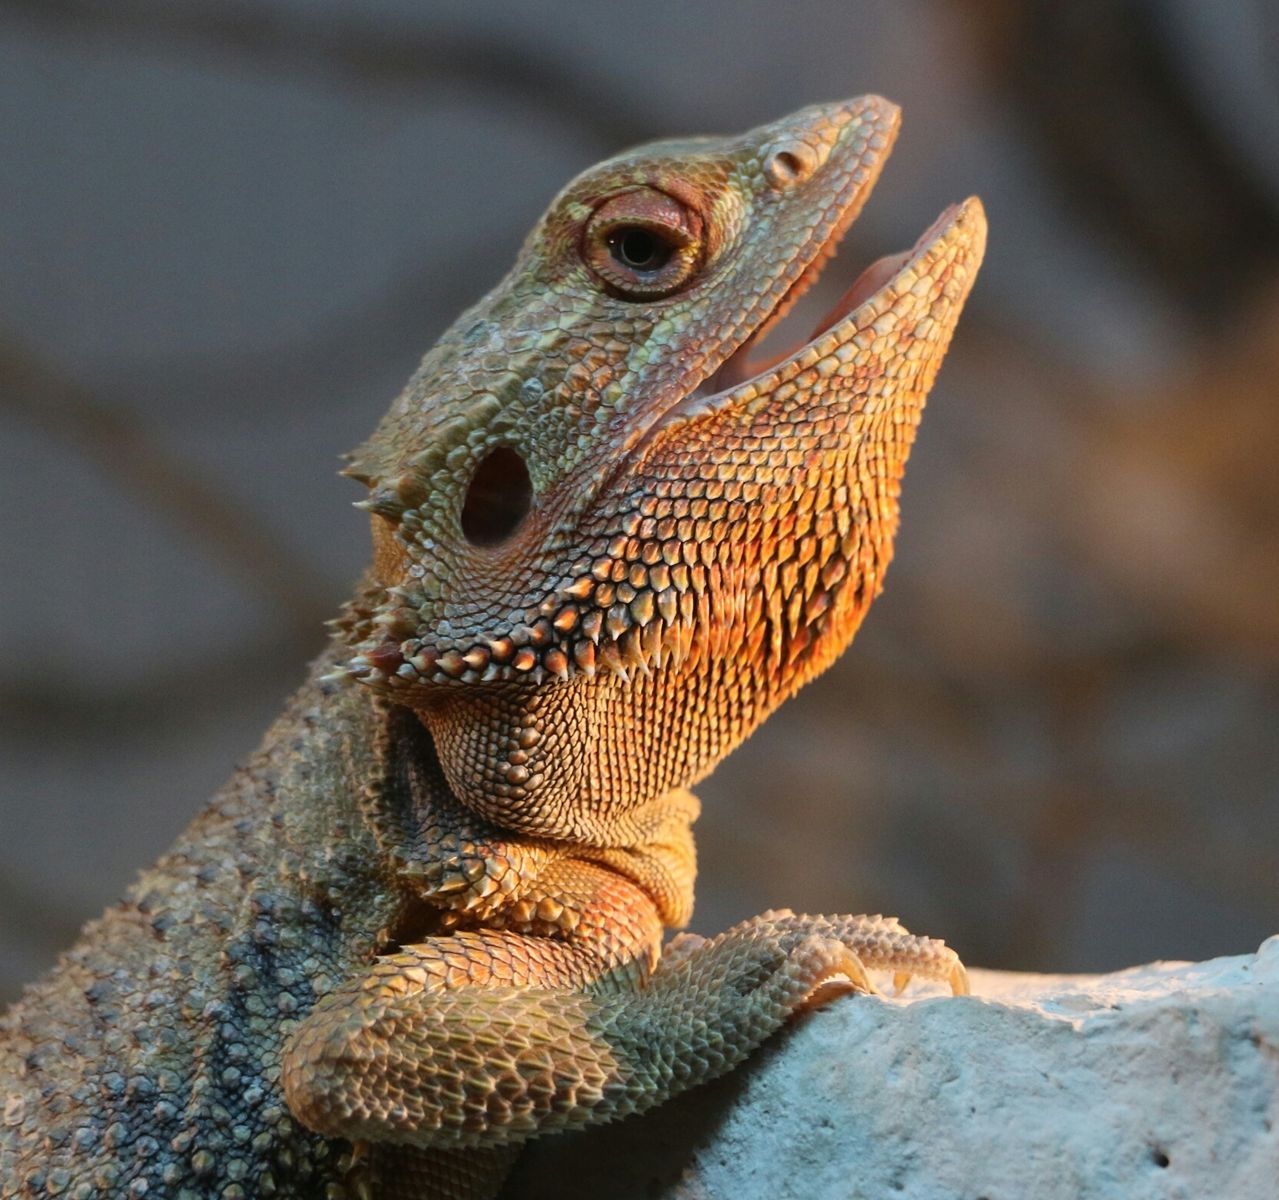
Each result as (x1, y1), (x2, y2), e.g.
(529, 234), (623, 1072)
(283, 877), (965, 1198)
(282, 856), (664, 1198)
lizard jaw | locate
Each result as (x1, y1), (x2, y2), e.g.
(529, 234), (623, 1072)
(681, 200), (975, 421)
(629, 196), (985, 460)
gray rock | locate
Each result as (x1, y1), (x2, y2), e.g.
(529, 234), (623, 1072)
(507, 937), (1279, 1199)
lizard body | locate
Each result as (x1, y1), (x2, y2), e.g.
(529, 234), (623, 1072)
(1, 97), (985, 1198)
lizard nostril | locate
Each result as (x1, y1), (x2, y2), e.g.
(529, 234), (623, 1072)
(764, 143), (818, 189)
(461, 446), (533, 546)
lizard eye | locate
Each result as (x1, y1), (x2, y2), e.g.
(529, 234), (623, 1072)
(610, 227), (671, 272)
(584, 189), (703, 300)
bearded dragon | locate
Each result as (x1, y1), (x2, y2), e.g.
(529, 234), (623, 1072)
(0, 96), (985, 1199)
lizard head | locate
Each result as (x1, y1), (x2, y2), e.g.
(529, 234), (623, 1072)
(338, 96), (986, 842)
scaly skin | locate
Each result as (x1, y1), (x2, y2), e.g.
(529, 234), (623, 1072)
(0, 97), (984, 1198)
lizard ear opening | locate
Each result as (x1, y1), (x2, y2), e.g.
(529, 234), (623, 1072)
(461, 447), (533, 547)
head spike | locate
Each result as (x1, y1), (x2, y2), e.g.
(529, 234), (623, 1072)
(354, 487), (408, 521)
(339, 460), (377, 486)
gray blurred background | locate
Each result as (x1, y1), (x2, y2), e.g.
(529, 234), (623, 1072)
(2, 0), (1277, 1003)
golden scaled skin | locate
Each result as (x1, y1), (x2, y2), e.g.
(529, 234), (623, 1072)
(0, 98), (983, 1200)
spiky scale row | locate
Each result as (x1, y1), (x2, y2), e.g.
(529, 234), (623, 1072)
(341, 541), (700, 689)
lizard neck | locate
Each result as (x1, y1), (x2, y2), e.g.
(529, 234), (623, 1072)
(364, 693), (701, 854)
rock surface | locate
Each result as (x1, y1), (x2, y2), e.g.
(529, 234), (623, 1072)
(505, 937), (1279, 1200)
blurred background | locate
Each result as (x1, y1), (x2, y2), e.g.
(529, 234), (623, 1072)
(2, 0), (1277, 1002)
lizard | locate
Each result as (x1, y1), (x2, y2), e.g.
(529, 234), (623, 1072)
(0, 95), (985, 1199)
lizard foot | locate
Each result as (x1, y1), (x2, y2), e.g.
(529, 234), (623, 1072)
(652, 910), (967, 1017)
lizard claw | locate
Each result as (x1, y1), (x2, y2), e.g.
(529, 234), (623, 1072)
(790, 936), (878, 1017)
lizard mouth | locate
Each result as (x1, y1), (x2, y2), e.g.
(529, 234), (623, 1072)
(677, 200), (970, 419)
